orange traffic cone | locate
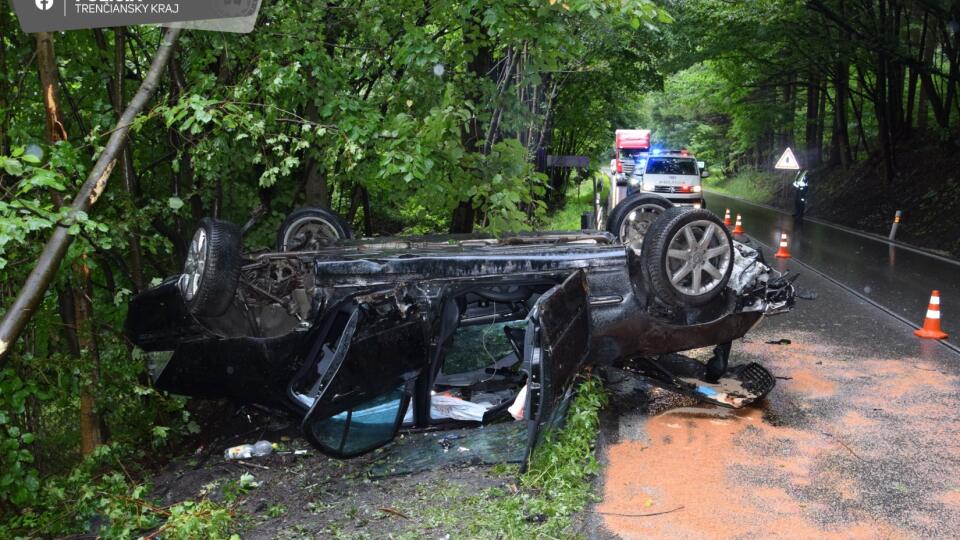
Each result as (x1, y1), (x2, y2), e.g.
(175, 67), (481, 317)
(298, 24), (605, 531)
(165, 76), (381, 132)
(774, 233), (792, 258)
(723, 209), (732, 226)
(915, 291), (948, 340)
(732, 214), (745, 235)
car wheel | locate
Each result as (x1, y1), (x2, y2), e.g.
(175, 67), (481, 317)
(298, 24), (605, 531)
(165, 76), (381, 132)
(178, 218), (242, 317)
(641, 207), (734, 307)
(606, 194), (673, 250)
(277, 207), (353, 251)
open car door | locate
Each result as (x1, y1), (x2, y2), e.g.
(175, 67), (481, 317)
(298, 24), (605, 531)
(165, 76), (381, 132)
(289, 292), (429, 458)
(522, 270), (591, 468)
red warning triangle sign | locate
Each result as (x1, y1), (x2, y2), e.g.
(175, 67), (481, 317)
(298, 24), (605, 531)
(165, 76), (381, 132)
(775, 148), (800, 170)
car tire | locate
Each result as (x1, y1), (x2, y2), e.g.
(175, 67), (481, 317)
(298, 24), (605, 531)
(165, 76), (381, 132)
(179, 218), (242, 317)
(277, 207), (353, 251)
(606, 194), (673, 250)
(641, 207), (734, 307)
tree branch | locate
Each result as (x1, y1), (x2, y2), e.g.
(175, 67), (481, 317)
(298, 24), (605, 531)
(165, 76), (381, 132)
(0, 28), (182, 364)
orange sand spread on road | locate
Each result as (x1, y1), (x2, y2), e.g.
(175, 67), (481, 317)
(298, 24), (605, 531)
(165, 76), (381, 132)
(786, 369), (837, 396)
(597, 407), (892, 539)
(598, 331), (957, 539)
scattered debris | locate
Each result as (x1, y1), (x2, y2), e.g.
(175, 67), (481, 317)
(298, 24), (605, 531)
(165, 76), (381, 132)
(236, 460), (271, 470)
(275, 449), (310, 456)
(368, 422), (526, 478)
(795, 287), (818, 300)
(401, 393), (491, 423)
(822, 431), (865, 462)
(597, 506), (685, 518)
(765, 338), (792, 345)
(224, 440), (274, 460)
(379, 507), (410, 519)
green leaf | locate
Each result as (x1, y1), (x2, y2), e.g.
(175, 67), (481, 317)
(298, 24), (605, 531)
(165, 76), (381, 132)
(2, 158), (24, 176)
(168, 197), (185, 210)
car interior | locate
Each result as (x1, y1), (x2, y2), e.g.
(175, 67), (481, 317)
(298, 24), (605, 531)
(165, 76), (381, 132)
(281, 278), (563, 457)
(412, 283), (556, 426)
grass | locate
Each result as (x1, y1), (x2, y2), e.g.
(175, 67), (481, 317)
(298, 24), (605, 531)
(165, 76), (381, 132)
(543, 172), (610, 231)
(391, 376), (609, 539)
(704, 169), (780, 204)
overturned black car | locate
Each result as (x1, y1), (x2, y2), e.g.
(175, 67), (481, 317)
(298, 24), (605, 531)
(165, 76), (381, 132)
(127, 199), (795, 461)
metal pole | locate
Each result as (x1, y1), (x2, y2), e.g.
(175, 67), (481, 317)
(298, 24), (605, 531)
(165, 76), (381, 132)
(888, 210), (902, 240)
(593, 171), (602, 229)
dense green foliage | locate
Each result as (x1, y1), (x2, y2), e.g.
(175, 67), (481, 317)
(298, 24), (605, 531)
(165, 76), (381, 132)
(640, 0), (960, 255)
(0, 0), (666, 535)
(643, 0), (960, 180)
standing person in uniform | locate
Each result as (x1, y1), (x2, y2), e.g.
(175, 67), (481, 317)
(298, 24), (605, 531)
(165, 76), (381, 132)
(793, 170), (809, 219)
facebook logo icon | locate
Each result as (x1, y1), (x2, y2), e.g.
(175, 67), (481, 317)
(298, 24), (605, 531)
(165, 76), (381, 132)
(35, 0), (54, 11)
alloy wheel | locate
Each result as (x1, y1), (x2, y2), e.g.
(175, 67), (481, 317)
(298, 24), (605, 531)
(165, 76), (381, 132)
(281, 216), (341, 251)
(665, 220), (731, 296)
(618, 204), (665, 248)
(179, 228), (208, 301)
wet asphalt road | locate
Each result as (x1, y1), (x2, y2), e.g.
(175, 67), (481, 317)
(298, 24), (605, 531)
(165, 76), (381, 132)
(704, 191), (960, 345)
(593, 240), (960, 539)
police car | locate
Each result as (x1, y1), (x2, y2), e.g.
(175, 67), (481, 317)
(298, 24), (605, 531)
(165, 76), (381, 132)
(626, 149), (708, 208)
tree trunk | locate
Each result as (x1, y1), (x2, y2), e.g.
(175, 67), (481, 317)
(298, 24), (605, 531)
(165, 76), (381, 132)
(905, 65), (919, 136)
(36, 32), (103, 454)
(779, 81), (795, 150)
(805, 70), (820, 166)
(918, 26), (936, 132)
(816, 79), (827, 164)
(941, 24), (960, 130)
(903, 13), (925, 137)
(887, 6), (905, 138)
(833, 61), (852, 168)
(75, 257), (103, 455)
(451, 11), (494, 234)
(0, 3), (8, 157)
(849, 83), (870, 158)
(302, 102), (330, 208)
(874, 58), (896, 181)
(0, 28), (182, 365)
(303, 159), (330, 207)
(35, 33), (68, 143)
(107, 28), (146, 291)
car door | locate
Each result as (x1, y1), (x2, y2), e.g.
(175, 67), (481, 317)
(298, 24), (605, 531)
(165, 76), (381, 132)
(291, 292), (429, 458)
(522, 270), (592, 468)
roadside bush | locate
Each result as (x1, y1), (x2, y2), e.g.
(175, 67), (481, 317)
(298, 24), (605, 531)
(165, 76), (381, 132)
(1, 442), (235, 539)
(467, 376), (609, 538)
(0, 369), (43, 508)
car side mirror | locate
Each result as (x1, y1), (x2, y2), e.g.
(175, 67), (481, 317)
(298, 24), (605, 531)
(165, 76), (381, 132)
(697, 161), (705, 170)
(700, 170), (710, 178)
